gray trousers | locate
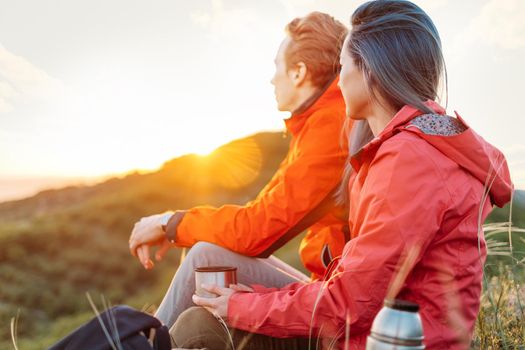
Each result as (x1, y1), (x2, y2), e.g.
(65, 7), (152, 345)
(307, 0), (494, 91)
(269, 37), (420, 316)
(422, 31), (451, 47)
(155, 242), (310, 329)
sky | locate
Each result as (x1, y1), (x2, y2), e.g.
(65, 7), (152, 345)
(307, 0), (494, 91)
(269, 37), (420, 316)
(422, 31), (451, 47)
(0, 0), (524, 202)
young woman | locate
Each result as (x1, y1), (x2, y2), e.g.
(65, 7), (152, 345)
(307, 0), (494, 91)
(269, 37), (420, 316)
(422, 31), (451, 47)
(128, 12), (351, 328)
(171, 1), (513, 349)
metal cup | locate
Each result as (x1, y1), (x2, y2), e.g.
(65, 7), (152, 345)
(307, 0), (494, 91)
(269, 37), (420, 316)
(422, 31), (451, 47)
(194, 266), (238, 298)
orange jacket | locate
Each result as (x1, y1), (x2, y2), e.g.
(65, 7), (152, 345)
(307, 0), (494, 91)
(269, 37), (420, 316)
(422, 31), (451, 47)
(169, 78), (350, 278)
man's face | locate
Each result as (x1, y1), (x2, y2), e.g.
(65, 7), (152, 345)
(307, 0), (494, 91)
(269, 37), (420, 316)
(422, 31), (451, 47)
(271, 38), (299, 112)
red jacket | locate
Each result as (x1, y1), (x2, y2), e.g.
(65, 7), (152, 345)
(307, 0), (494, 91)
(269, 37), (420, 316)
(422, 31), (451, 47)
(228, 101), (513, 349)
(172, 78), (350, 279)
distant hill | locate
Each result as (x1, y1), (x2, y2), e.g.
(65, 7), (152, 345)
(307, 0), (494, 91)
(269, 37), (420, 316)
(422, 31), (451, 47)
(0, 132), (289, 223)
(0, 130), (523, 349)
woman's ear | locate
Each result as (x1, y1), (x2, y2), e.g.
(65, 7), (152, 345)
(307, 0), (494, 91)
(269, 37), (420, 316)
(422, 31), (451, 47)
(289, 62), (308, 87)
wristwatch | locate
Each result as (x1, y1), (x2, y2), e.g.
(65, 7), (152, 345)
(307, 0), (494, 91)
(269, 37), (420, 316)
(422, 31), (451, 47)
(162, 210), (187, 243)
(160, 212), (174, 232)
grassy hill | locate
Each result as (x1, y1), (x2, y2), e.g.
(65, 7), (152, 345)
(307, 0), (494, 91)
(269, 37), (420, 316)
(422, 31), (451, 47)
(0, 132), (293, 349)
(0, 131), (523, 349)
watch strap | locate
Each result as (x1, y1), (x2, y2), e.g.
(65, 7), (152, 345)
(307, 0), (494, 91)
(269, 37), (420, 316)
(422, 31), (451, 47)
(165, 210), (187, 243)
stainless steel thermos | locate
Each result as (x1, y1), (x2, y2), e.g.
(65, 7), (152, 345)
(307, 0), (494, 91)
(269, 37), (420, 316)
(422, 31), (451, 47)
(366, 299), (425, 350)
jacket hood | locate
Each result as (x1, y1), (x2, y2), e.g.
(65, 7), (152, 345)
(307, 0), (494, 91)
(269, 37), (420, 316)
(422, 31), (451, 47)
(353, 100), (513, 208)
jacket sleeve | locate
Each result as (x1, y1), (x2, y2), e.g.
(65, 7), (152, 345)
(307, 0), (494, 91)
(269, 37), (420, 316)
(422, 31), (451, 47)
(172, 112), (347, 256)
(227, 138), (448, 338)
(252, 155), (289, 201)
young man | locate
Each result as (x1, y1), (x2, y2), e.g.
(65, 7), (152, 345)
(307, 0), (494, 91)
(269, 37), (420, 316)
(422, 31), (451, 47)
(128, 12), (351, 328)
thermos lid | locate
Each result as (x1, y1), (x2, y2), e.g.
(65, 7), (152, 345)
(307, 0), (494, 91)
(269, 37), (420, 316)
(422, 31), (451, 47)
(384, 299), (420, 312)
(369, 299), (424, 344)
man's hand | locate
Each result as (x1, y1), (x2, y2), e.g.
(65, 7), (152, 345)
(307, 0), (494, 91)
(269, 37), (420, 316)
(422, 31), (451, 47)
(129, 213), (173, 269)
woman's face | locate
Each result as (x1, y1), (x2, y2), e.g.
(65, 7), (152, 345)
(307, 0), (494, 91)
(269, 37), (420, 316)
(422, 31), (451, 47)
(338, 35), (370, 119)
(271, 38), (300, 112)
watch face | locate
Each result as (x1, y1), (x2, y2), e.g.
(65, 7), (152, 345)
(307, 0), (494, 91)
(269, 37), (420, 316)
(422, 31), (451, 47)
(160, 213), (173, 231)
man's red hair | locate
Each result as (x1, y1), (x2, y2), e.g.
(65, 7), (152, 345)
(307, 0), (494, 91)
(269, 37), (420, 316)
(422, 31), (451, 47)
(285, 12), (348, 88)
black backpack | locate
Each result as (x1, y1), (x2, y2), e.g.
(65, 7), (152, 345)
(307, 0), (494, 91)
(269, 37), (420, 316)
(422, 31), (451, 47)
(49, 305), (171, 350)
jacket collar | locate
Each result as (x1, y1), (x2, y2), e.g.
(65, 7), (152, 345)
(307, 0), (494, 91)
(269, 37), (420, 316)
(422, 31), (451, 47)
(379, 100), (445, 138)
(284, 77), (343, 136)
(350, 100), (446, 171)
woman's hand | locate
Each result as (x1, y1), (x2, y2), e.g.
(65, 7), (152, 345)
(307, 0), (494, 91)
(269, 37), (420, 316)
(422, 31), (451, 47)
(229, 283), (254, 293)
(192, 283), (254, 320)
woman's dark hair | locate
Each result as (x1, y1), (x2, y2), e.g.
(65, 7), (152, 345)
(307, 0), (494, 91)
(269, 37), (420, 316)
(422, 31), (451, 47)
(349, 0), (446, 113)
(337, 0), (447, 204)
